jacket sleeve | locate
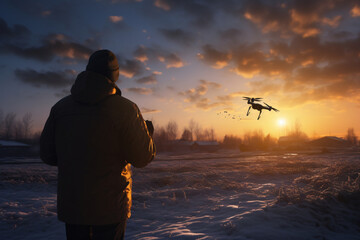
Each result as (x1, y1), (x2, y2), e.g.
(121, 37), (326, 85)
(40, 108), (58, 166)
(123, 104), (156, 168)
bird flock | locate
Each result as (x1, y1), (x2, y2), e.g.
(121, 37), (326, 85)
(216, 110), (242, 120)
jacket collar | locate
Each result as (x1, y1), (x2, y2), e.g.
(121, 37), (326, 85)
(71, 71), (121, 104)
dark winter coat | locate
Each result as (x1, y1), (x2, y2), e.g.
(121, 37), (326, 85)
(40, 71), (155, 225)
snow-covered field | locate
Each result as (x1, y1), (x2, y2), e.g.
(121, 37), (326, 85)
(1, 150), (360, 239)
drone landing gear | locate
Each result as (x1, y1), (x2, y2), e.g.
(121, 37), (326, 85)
(257, 110), (262, 120)
(247, 106), (251, 116)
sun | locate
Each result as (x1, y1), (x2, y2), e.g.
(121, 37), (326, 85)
(277, 118), (286, 127)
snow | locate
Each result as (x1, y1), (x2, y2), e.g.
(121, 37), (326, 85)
(0, 140), (30, 147)
(1, 151), (360, 239)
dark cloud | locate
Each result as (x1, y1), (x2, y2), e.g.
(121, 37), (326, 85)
(198, 44), (231, 69)
(199, 32), (360, 105)
(331, 30), (354, 40)
(199, 79), (221, 89)
(0, 17), (31, 42)
(126, 87), (153, 95)
(242, 0), (291, 35)
(159, 28), (195, 46)
(162, 53), (184, 68)
(133, 45), (184, 68)
(4, 0), (80, 28)
(141, 107), (161, 114)
(136, 74), (157, 85)
(118, 59), (143, 78)
(15, 69), (76, 88)
(108, 15), (128, 30)
(153, 0), (214, 27)
(219, 28), (242, 41)
(179, 79), (224, 110)
(241, 0), (357, 37)
(55, 88), (71, 98)
(4, 0), (49, 16)
(0, 33), (93, 62)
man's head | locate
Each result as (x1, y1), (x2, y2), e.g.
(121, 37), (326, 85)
(86, 50), (120, 82)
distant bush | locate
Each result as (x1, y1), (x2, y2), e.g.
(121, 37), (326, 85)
(0, 109), (37, 143)
(222, 131), (277, 151)
(222, 135), (242, 149)
(346, 128), (358, 145)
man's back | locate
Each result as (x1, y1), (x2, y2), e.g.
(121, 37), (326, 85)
(41, 70), (155, 226)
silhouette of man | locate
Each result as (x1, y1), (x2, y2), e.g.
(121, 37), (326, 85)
(40, 49), (155, 240)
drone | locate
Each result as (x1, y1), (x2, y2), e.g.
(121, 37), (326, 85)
(243, 97), (279, 120)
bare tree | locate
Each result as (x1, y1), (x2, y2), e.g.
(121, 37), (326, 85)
(4, 112), (16, 139)
(223, 134), (242, 149)
(209, 128), (215, 141)
(202, 127), (216, 141)
(153, 126), (168, 151)
(14, 120), (24, 140)
(346, 128), (358, 145)
(181, 128), (192, 141)
(188, 119), (198, 141)
(190, 120), (203, 141)
(287, 120), (308, 142)
(22, 113), (33, 139)
(194, 127), (203, 141)
(166, 120), (178, 141)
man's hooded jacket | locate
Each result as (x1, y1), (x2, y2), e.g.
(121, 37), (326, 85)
(40, 70), (155, 225)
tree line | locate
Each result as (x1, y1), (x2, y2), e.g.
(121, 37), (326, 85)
(153, 119), (217, 151)
(0, 109), (358, 148)
(0, 110), (39, 143)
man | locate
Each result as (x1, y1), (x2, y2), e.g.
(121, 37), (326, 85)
(40, 49), (155, 239)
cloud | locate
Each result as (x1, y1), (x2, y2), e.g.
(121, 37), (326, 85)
(109, 16), (123, 23)
(331, 30), (353, 40)
(241, 0), (356, 38)
(199, 31), (360, 106)
(126, 87), (153, 95)
(141, 107), (161, 114)
(133, 45), (148, 62)
(108, 15), (127, 29)
(199, 79), (221, 89)
(118, 59), (143, 78)
(321, 15), (342, 27)
(153, 0), (214, 27)
(179, 79), (224, 110)
(133, 45), (184, 68)
(243, 0), (290, 35)
(162, 53), (184, 68)
(0, 17), (30, 42)
(41, 10), (52, 17)
(198, 44), (231, 69)
(0, 33), (93, 62)
(159, 28), (195, 46)
(350, 5), (360, 17)
(136, 74), (157, 84)
(154, 0), (170, 11)
(219, 28), (242, 41)
(14, 69), (76, 88)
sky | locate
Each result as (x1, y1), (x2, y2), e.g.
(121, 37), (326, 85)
(0, 0), (359, 139)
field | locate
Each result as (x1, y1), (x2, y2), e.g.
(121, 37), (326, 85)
(1, 150), (360, 239)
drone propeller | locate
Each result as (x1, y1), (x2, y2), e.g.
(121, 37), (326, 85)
(264, 102), (279, 112)
(243, 97), (262, 102)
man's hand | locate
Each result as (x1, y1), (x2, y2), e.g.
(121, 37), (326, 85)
(145, 120), (154, 136)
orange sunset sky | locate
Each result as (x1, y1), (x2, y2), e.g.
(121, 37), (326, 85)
(0, 0), (359, 139)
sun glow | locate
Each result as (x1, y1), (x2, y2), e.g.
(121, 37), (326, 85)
(277, 118), (286, 127)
